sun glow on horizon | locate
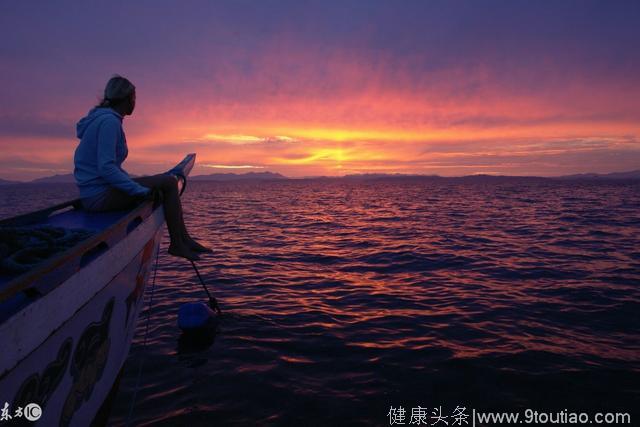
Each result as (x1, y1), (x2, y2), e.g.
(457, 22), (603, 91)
(1, 1), (640, 181)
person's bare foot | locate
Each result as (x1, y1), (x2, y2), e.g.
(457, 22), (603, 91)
(168, 243), (200, 261)
(187, 238), (212, 253)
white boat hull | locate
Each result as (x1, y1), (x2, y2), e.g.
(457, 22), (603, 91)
(0, 208), (164, 426)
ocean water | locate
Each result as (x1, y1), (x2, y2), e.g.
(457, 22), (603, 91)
(1, 179), (639, 426)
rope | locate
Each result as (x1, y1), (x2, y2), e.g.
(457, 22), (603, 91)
(125, 235), (161, 427)
(189, 259), (221, 315)
(0, 226), (93, 273)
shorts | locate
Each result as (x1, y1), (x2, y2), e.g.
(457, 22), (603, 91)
(81, 187), (139, 212)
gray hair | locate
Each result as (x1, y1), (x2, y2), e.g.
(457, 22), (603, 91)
(98, 75), (135, 107)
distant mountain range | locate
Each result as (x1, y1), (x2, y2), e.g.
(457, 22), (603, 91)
(1, 169), (639, 184)
(0, 173), (76, 184)
(0, 171), (287, 185)
(338, 170), (640, 181)
(556, 170), (640, 180)
(191, 171), (287, 181)
(328, 170), (640, 181)
(0, 178), (21, 185)
(30, 173), (76, 183)
(341, 173), (439, 180)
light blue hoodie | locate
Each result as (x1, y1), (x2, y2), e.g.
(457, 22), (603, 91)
(74, 107), (149, 199)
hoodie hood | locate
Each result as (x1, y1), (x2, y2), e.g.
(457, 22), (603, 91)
(76, 107), (122, 139)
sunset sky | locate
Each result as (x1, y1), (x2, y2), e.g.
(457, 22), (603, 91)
(1, 1), (639, 180)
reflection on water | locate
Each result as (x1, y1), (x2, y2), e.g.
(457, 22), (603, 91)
(1, 179), (639, 425)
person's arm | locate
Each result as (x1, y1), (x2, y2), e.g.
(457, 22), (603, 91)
(96, 119), (150, 196)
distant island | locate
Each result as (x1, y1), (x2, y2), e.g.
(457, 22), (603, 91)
(0, 171), (288, 185)
(556, 170), (640, 180)
(191, 171), (287, 181)
(311, 170), (640, 181)
(0, 178), (21, 186)
(30, 173), (76, 184)
(323, 170), (640, 181)
(1, 169), (639, 185)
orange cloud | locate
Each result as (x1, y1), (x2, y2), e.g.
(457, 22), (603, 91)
(2, 39), (640, 180)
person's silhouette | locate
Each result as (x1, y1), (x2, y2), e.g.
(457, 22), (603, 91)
(74, 75), (210, 260)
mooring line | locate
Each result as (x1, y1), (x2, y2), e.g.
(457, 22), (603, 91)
(189, 259), (221, 314)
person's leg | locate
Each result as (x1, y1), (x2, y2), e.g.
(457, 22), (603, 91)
(157, 179), (211, 252)
(177, 208), (211, 252)
(134, 174), (201, 260)
(161, 182), (211, 253)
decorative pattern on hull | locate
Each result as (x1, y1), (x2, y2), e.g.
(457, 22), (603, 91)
(60, 298), (114, 427)
(11, 338), (73, 426)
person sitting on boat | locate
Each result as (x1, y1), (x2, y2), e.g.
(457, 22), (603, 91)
(74, 75), (210, 261)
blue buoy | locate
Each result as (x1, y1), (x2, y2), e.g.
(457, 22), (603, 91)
(178, 302), (216, 331)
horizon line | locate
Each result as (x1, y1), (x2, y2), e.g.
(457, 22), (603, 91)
(2, 169), (639, 184)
